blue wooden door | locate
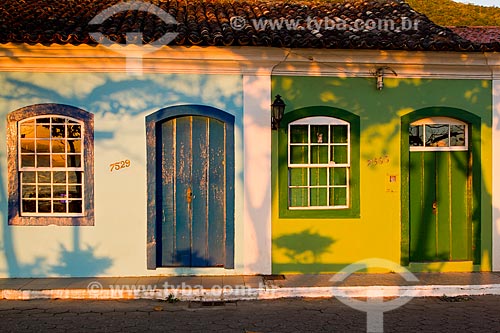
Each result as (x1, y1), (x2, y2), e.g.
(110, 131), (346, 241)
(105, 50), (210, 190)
(157, 114), (233, 267)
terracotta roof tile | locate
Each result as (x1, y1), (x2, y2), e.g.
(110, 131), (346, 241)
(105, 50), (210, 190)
(449, 26), (500, 44)
(0, 0), (497, 51)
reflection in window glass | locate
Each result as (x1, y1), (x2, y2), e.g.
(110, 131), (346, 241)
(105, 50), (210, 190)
(425, 124), (449, 147)
(409, 119), (468, 151)
(450, 125), (465, 146)
(18, 116), (84, 216)
(409, 125), (424, 146)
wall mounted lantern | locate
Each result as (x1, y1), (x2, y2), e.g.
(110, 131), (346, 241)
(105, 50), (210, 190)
(375, 66), (397, 90)
(271, 94), (286, 130)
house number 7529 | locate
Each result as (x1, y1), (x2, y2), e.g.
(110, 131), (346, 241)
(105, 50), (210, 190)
(109, 159), (131, 172)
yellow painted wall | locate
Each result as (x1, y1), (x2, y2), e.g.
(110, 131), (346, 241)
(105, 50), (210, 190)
(271, 76), (492, 273)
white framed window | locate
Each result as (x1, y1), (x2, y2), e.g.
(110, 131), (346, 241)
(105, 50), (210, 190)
(288, 116), (350, 209)
(409, 117), (468, 152)
(18, 115), (84, 216)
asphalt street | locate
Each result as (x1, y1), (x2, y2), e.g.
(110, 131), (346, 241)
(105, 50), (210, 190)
(0, 295), (499, 332)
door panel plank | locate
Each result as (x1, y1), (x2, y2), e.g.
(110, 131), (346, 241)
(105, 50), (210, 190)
(436, 152), (451, 260)
(409, 152), (424, 261)
(191, 116), (209, 266)
(450, 151), (469, 260)
(208, 118), (226, 266)
(160, 119), (176, 266)
(410, 152), (439, 261)
(175, 116), (192, 266)
(422, 152), (438, 260)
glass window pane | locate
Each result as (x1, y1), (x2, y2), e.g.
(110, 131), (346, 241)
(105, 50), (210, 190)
(36, 124), (50, 138)
(69, 200), (83, 213)
(68, 171), (82, 184)
(22, 185), (36, 198)
(425, 124), (449, 147)
(290, 125), (308, 143)
(289, 168), (307, 186)
(67, 140), (81, 153)
(68, 125), (81, 138)
(37, 171), (51, 183)
(22, 171), (36, 183)
(331, 125), (348, 143)
(330, 187), (347, 206)
(310, 167), (327, 186)
(310, 146), (328, 164)
(36, 139), (50, 153)
(53, 185), (67, 199)
(52, 124), (65, 138)
(36, 118), (50, 125)
(68, 185), (82, 198)
(20, 140), (35, 153)
(21, 155), (35, 167)
(310, 188), (327, 206)
(330, 167), (347, 186)
(53, 171), (66, 184)
(20, 123), (35, 138)
(52, 139), (66, 153)
(67, 155), (81, 168)
(331, 145), (348, 164)
(17, 116), (86, 216)
(290, 146), (308, 164)
(289, 188), (308, 207)
(38, 200), (52, 213)
(52, 154), (66, 168)
(37, 155), (51, 167)
(409, 125), (424, 146)
(38, 185), (52, 198)
(22, 200), (36, 213)
(52, 117), (66, 124)
(450, 125), (466, 146)
(53, 200), (66, 213)
(311, 125), (328, 143)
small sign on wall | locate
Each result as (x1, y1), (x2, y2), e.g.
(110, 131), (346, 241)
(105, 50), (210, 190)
(386, 174), (398, 192)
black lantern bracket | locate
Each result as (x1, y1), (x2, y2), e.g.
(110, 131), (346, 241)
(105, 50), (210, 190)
(271, 94), (286, 130)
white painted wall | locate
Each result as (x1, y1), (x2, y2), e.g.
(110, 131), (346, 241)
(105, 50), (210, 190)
(493, 79), (500, 271)
(0, 72), (265, 277)
(242, 75), (272, 274)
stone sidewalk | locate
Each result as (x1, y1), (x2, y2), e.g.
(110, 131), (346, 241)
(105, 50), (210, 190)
(2, 271), (500, 301)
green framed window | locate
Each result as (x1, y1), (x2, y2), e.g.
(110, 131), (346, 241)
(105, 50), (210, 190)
(279, 107), (360, 219)
(288, 117), (350, 209)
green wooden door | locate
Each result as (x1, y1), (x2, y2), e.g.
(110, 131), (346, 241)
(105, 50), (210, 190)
(409, 151), (470, 262)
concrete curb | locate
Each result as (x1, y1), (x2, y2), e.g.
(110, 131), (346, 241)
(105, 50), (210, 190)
(3, 284), (500, 301)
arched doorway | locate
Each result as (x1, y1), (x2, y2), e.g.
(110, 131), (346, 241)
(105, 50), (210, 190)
(146, 105), (234, 269)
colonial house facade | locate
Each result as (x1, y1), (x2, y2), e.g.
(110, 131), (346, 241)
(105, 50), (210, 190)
(0, 0), (499, 277)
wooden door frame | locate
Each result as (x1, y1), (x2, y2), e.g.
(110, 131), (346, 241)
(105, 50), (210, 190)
(146, 105), (235, 270)
(400, 107), (481, 266)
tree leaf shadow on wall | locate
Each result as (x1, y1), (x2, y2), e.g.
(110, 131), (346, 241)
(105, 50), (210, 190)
(274, 229), (335, 263)
(50, 243), (112, 277)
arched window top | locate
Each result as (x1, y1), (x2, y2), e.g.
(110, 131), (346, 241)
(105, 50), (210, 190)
(289, 116), (349, 126)
(410, 116), (468, 151)
(19, 114), (82, 125)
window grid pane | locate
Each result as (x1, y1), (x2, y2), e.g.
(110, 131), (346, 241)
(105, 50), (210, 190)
(18, 115), (84, 217)
(409, 118), (468, 151)
(288, 119), (350, 209)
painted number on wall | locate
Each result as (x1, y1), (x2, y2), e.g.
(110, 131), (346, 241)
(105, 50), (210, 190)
(110, 159), (131, 172)
(367, 155), (390, 167)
